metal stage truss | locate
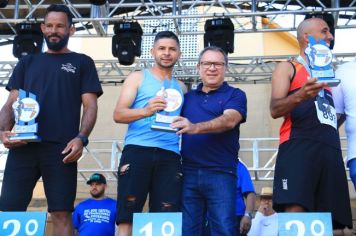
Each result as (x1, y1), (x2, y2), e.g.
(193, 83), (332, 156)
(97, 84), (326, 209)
(0, 0), (355, 86)
(0, 1), (355, 35)
(1, 53), (356, 86)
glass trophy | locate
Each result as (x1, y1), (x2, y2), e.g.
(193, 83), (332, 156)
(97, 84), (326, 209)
(151, 79), (183, 132)
(305, 35), (340, 87)
(9, 89), (41, 142)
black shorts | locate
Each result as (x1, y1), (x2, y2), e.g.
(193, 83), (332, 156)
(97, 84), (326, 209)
(0, 142), (77, 212)
(116, 144), (182, 224)
(273, 139), (352, 229)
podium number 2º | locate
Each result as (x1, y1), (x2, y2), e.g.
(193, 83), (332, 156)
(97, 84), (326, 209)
(139, 221), (175, 236)
(285, 219), (325, 236)
(2, 219), (39, 236)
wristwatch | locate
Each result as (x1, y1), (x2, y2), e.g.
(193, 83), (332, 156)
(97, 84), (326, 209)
(244, 212), (253, 219)
(77, 134), (89, 147)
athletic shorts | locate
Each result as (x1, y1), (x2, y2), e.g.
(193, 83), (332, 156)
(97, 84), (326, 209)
(0, 142), (77, 212)
(116, 144), (182, 224)
(273, 139), (352, 229)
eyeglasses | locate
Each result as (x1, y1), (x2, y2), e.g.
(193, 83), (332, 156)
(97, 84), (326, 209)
(200, 61), (225, 69)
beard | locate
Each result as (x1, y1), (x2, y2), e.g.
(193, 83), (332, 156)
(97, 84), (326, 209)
(157, 62), (175, 69)
(155, 57), (177, 69)
(44, 33), (70, 51)
(90, 188), (105, 199)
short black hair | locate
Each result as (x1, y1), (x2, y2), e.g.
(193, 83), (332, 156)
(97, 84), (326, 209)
(45, 4), (73, 26)
(154, 31), (180, 47)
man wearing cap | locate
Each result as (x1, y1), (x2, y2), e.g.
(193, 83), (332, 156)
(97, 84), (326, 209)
(72, 173), (117, 236)
(248, 187), (278, 236)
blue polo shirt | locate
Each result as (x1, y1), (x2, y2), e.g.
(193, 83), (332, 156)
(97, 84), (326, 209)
(236, 161), (255, 216)
(181, 82), (247, 173)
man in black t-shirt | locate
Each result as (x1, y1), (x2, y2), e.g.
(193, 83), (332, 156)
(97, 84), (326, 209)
(0, 4), (102, 236)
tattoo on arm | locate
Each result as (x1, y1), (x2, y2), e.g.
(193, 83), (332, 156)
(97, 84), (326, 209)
(79, 94), (98, 137)
(0, 96), (16, 131)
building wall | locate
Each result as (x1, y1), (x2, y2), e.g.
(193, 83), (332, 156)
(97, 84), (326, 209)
(91, 86), (127, 140)
(81, 37), (115, 61)
(263, 32), (299, 55)
(262, 18), (300, 56)
(238, 83), (282, 138)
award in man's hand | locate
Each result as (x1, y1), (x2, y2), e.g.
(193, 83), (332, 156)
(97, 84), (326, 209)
(151, 79), (183, 132)
(9, 89), (41, 142)
(305, 35), (340, 87)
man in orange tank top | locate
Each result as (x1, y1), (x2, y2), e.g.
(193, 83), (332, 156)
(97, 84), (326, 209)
(270, 17), (352, 235)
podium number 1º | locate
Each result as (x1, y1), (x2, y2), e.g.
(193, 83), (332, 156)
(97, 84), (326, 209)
(285, 220), (325, 236)
(139, 221), (175, 236)
(2, 219), (39, 236)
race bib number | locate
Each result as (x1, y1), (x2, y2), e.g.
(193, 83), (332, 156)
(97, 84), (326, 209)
(315, 101), (337, 129)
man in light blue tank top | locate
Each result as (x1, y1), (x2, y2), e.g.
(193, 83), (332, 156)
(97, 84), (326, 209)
(113, 31), (186, 236)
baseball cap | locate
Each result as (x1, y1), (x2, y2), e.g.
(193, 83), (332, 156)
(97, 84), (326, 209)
(87, 173), (106, 185)
(260, 187), (273, 197)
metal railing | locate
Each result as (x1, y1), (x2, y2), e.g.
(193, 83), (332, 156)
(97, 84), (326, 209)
(0, 137), (349, 183)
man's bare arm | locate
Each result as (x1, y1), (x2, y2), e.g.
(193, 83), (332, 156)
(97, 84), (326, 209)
(78, 93), (98, 136)
(240, 192), (256, 234)
(62, 92), (98, 163)
(172, 109), (243, 135)
(0, 90), (17, 132)
(0, 90), (27, 148)
(113, 71), (166, 124)
(270, 61), (326, 119)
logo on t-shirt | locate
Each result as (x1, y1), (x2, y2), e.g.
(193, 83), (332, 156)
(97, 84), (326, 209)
(282, 179), (288, 190)
(83, 208), (111, 224)
(61, 63), (76, 73)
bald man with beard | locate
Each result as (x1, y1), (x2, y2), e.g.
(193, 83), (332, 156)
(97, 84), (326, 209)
(270, 17), (352, 235)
